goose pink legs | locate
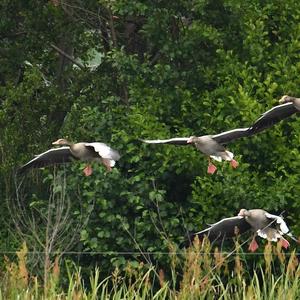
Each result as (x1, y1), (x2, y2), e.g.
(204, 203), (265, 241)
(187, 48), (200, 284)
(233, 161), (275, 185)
(248, 237), (259, 252)
(207, 158), (239, 175)
(230, 159), (239, 169)
(249, 237), (290, 252)
(207, 157), (217, 174)
(83, 165), (93, 176)
(83, 159), (113, 176)
(280, 238), (290, 249)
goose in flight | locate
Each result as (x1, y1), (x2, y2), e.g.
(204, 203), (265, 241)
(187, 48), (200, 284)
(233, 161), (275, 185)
(19, 138), (121, 176)
(249, 95), (300, 134)
(142, 128), (251, 174)
(189, 208), (298, 252)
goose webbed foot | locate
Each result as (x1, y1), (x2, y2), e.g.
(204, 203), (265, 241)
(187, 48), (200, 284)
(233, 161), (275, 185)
(83, 165), (93, 176)
(279, 238), (290, 249)
(207, 163), (217, 174)
(248, 238), (259, 252)
(230, 159), (239, 169)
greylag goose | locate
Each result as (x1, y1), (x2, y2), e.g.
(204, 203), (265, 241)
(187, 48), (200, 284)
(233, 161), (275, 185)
(249, 95), (300, 134)
(142, 128), (251, 174)
(190, 208), (297, 252)
(19, 138), (121, 176)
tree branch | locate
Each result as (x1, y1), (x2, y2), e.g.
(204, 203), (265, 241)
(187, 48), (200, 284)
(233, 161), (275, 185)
(107, 8), (117, 47)
(50, 43), (85, 69)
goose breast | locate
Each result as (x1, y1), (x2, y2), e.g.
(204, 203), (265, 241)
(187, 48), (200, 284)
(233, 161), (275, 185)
(70, 143), (99, 161)
(194, 136), (225, 155)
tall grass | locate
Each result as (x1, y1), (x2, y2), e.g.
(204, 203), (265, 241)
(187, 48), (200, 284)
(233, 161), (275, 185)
(1, 238), (300, 299)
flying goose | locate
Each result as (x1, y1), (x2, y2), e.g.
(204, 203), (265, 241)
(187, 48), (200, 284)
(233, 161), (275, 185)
(249, 95), (300, 134)
(189, 209), (298, 252)
(19, 139), (121, 176)
(142, 128), (251, 174)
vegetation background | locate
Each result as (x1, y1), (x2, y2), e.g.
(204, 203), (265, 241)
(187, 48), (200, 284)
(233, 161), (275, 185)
(1, 0), (300, 293)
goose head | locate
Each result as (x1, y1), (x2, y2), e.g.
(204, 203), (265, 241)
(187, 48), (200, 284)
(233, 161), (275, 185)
(279, 95), (295, 104)
(52, 138), (71, 146)
(187, 136), (198, 144)
(238, 209), (250, 217)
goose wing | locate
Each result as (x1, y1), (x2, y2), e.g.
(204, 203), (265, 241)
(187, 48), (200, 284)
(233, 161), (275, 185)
(249, 102), (298, 134)
(142, 137), (190, 145)
(212, 128), (251, 144)
(264, 212), (289, 234)
(190, 216), (251, 243)
(84, 142), (121, 161)
(19, 147), (76, 173)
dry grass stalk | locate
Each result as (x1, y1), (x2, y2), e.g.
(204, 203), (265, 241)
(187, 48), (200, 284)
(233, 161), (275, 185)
(264, 242), (273, 276)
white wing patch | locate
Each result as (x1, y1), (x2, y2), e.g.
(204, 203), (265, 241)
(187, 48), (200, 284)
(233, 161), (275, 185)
(210, 155), (222, 162)
(265, 212), (289, 234)
(85, 143), (121, 161)
(257, 229), (268, 240)
(194, 216), (244, 235)
(142, 137), (189, 144)
(210, 151), (234, 162)
(225, 151), (234, 160)
(212, 128), (250, 143)
(209, 216), (244, 227)
(263, 102), (294, 116)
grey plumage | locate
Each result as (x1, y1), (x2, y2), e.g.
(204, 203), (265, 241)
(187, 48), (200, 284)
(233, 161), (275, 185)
(18, 147), (78, 174)
(142, 128), (251, 162)
(249, 95), (300, 134)
(188, 208), (298, 248)
(19, 139), (120, 174)
(238, 209), (295, 243)
(190, 216), (251, 243)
